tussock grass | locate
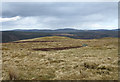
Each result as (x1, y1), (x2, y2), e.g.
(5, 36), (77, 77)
(2, 47), (9, 50)
(2, 64), (20, 80)
(2, 36), (118, 80)
(84, 61), (99, 69)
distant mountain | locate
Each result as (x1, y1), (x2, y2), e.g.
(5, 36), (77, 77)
(56, 28), (79, 32)
(5, 28), (119, 32)
(8, 29), (52, 32)
(8, 28), (79, 32)
(2, 28), (119, 43)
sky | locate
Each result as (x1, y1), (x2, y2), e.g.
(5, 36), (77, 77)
(1, 2), (118, 30)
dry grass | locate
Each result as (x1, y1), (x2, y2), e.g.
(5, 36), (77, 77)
(2, 36), (118, 80)
(2, 47), (9, 50)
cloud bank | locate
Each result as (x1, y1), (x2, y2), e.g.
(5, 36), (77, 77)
(2, 2), (118, 30)
(0, 16), (21, 22)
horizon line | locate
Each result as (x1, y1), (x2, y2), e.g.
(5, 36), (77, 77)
(1, 28), (119, 31)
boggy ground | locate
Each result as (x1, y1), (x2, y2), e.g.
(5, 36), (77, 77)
(2, 36), (118, 80)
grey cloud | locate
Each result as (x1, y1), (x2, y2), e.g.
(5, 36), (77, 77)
(1, 2), (118, 30)
(2, 2), (117, 17)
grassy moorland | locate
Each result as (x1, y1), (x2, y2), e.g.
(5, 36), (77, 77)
(2, 29), (118, 43)
(2, 36), (118, 80)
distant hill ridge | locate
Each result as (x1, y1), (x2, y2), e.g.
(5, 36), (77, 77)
(3, 28), (119, 32)
(2, 28), (119, 43)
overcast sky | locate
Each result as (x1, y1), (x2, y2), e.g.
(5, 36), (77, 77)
(1, 2), (118, 30)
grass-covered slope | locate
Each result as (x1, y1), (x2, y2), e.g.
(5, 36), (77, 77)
(2, 29), (118, 43)
(2, 36), (118, 80)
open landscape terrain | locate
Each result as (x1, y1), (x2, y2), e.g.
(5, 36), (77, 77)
(2, 36), (118, 80)
(1, 1), (119, 81)
(2, 29), (119, 43)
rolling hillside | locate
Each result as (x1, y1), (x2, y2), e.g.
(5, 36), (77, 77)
(2, 36), (118, 80)
(2, 29), (119, 43)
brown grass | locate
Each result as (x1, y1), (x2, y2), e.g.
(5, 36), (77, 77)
(2, 36), (118, 80)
